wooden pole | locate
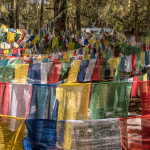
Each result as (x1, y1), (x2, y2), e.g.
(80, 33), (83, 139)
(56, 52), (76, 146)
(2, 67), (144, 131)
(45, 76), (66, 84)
(15, 0), (19, 28)
(9, 0), (15, 28)
(40, 0), (44, 28)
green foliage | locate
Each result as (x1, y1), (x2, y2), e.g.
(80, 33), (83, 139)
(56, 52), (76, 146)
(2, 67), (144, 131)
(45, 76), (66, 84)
(0, 0), (149, 35)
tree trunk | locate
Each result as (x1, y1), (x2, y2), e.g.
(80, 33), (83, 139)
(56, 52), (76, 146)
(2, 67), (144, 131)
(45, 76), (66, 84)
(40, 0), (44, 28)
(54, 0), (66, 36)
(9, 0), (15, 28)
(147, 0), (150, 30)
(76, 0), (81, 30)
(134, 2), (138, 36)
(15, 0), (19, 28)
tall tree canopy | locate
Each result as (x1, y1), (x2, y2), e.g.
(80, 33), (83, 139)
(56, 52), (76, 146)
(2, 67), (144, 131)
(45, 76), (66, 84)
(0, 0), (149, 35)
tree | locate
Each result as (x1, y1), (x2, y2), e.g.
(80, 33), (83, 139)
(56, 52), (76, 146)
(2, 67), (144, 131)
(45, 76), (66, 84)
(9, 0), (15, 28)
(54, 0), (67, 36)
(40, 0), (44, 28)
(15, 0), (19, 28)
(0, 0), (150, 35)
(134, 1), (138, 36)
(147, 0), (150, 30)
(76, 0), (81, 30)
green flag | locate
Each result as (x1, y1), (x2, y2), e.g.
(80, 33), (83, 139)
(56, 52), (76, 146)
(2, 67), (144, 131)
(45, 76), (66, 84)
(90, 82), (132, 119)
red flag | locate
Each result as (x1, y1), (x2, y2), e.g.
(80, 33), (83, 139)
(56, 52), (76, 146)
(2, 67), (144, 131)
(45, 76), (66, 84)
(0, 83), (9, 115)
(47, 62), (62, 84)
(91, 59), (103, 81)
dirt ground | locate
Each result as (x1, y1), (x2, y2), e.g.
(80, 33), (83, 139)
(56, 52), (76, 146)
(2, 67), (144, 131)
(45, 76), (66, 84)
(129, 98), (141, 116)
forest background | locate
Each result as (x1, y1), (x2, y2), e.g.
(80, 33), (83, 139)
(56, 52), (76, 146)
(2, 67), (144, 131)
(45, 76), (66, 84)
(0, 0), (150, 36)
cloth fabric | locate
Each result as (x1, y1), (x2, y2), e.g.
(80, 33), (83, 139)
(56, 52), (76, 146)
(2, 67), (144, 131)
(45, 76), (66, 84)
(77, 60), (89, 82)
(62, 119), (122, 150)
(28, 84), (56, 119)
(27, 63), (41, 84)
(9, 84), (32, 119)
(31, 35), (40, 44)
(141, 36), (146, 44)
(52, 99), (59, 120)
(0, 82), (9, 115)
(84, 59), (97, 82)
(0, 115), (25, 150)
(120, 115), (150, 150)
(119, 56), (126, 72)
(41, 62), (53, 84)
(109, 57), (121, 77)
(11, 58), (22, 65)
(3, 49), (9, 54)
(56, 83), (91, 120)
(126, 55), (132, 72)
(147, 72), (150, 81)
(22, 138), (32, 150)
(14, 64), (29, 84)
(60, 62), (70, 81)
(68, 41), (75, 50)
(132, 54), (136, 73)
(7, 32), (16, 42)
(137, 75), (143, 96)
(113, 68), (120, 82)
(0, 59), (10, 66)
(128, 77), (133, 82)
(143, 74), (147, 81)
(100, 58), (108, 78)
(131, 76), (139, 98)
(47, 62), (62, 84)
(56, 83), (91, 149)
(67, 60), (81, 83)
(138, 81), (150, 115)
(0, 66), (15, 83)
(91, 59), (103, 81)
(24, 119), (60, 150)
(146, 36), (150, 45)
(141, 51), (145, 66)
(136, 53), (141, 72)
(90, 82), (132, 119)
(145, 51), (149, 66)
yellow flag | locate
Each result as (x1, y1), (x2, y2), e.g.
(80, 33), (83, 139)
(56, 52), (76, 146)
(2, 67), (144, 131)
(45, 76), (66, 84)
(56, 83), (90, 149)
(143, 74), (147, 81)
(1, 24), (7, 28)
(25, 49), (29, 54)
(52, 37), (58, 49)
(63, 53), (67, 58)
(146, 36), (150, 45)
(68, 41), (75, 50)
(63, 58), (70, 62)
(89, 39), (95, 45)
(31, 35), (40, 44)
(103, 50), (106, 58)
(14, 64), (29, 84)
(24, 43), (29, 48)
(87, 55), (90, 60)
(4, 49), (9, 54)
(3, 28), (8, 32)
(141, 51), (145, 66)
(109, 57), (121, 77)
(1, 43), (4, 49)
(31, 29), (34, 35)
(7, 32), (16, 43)
(1, 55), (7, 59)
(45, 49), (50, 54)
(0, 115), (25, 150)
(67, 60), (81, 83)
(16, 29), (22, 34)
(82, 47), (86, 52)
